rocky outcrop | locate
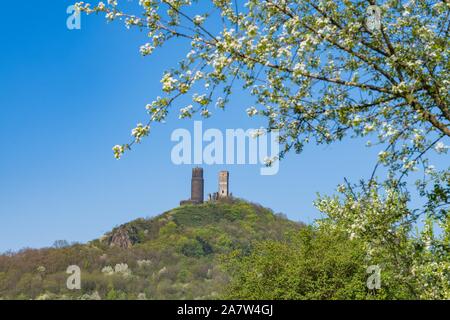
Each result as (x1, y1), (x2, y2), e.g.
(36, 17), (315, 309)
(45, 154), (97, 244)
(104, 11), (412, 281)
(109, 227), (133, 249)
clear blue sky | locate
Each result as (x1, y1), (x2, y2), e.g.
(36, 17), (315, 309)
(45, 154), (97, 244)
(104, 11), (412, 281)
(0, 1), (443, 253)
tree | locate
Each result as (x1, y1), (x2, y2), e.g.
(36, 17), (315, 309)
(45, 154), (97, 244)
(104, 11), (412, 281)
(52, 240), (69, 249)
(76, 0), (448, 201)
(76, 1), (448, 159)
(224, 225), (396, 299)
(315, 186), (450, 299)
(225, 192), (449, 299)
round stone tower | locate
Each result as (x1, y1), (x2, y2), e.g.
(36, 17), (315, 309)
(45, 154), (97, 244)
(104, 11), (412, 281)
(191, 167), (204, 203)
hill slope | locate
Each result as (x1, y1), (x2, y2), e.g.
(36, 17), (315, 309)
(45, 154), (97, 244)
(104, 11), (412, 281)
(0, 199), (302, 300)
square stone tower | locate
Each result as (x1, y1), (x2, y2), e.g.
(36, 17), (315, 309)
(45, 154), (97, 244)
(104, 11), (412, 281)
(218, 171), (229, 198)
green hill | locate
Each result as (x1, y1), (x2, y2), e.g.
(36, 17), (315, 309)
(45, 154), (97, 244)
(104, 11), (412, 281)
(0, 199), (302, 300)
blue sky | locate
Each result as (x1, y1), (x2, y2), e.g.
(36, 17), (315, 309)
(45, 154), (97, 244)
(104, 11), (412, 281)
(0, 1), (444, 253)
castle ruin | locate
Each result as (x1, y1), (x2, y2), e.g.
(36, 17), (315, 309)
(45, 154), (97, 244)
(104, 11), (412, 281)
(180, 168), (232, 205)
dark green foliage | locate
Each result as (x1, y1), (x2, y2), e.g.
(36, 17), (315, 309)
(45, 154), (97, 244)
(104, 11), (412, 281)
(223, 226), (373, 300)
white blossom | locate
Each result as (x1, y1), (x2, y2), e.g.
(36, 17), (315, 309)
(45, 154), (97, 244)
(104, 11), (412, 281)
(434, 141), (448, 154)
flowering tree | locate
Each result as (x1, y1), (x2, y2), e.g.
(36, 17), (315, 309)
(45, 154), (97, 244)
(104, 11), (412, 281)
(77, 0), (449, 213)
(315, 186), (450, 299)
(75, 1), (449, 157)
(76, 0), (449, 297)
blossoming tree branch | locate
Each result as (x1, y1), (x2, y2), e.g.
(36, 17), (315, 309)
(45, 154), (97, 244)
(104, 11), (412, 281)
(75, 1), (449, 148)
(77, 2), (448, 200)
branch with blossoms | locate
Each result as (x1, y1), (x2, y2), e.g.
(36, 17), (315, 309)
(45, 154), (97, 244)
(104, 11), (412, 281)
(75, 0), (449, 212)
